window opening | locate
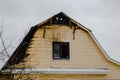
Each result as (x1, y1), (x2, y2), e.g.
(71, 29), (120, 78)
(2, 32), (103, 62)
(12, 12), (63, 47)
(53, 42), (70, 59)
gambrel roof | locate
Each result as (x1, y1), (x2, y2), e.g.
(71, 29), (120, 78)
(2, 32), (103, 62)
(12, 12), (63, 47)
(1, 12), (120, 70)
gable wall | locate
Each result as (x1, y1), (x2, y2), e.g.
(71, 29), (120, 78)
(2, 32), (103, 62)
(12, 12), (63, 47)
(14, 25), (120, 78)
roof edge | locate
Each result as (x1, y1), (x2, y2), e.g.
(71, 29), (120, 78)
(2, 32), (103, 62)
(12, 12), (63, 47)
(88, 31), (120, 66)
(70, 19), (91, 32)
(36, 12), (92, 33)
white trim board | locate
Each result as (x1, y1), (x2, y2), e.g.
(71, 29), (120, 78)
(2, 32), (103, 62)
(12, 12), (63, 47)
(2, 68), (108, 75)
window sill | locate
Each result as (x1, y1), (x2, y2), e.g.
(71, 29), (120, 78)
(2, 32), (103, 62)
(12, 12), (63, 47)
(53, 58), (70, 61)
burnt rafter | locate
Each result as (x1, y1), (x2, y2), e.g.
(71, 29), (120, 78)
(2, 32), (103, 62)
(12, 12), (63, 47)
(51, 12), (70, 25)
(43, 26), (46, 38)
(38, 12), (78, 27)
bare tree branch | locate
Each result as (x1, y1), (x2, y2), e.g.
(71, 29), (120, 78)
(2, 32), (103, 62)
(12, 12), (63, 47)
(0, 36), (10, 58)
(0, 18), (10, 58)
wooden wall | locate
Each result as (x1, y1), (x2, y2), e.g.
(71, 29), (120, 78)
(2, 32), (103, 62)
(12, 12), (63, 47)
(12, 25), (120, 79)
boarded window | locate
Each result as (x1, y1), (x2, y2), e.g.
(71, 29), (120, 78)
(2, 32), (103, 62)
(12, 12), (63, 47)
(52, 42), (70, 59)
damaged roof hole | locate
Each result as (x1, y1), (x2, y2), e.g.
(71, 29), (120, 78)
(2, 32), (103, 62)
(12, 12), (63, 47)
(60, 18), (63, 20)
(56, 17), (59, 20)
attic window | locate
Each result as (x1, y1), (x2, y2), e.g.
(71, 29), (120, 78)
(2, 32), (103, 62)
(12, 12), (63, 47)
(52, 42), (70, 59)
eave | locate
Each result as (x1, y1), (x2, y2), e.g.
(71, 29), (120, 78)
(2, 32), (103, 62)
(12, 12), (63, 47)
(1, 68), (108, 75)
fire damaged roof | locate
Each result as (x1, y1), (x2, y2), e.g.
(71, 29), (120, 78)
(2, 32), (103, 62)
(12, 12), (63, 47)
(2, 26), (38, 70)
(1, 12), (120, 70)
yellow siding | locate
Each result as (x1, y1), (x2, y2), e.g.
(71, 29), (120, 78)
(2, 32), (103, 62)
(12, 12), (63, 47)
(12, 25), (120, 79)
(13, 74), (119, 80)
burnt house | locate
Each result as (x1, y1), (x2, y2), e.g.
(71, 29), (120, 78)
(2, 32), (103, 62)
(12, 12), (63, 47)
(0, 12), (120, 80)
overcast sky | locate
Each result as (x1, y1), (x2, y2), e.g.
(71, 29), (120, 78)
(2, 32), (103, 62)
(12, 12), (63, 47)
(0, 0), (120, 67)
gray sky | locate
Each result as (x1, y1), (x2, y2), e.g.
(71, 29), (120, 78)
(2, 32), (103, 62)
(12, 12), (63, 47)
(0, 0), (120, 67)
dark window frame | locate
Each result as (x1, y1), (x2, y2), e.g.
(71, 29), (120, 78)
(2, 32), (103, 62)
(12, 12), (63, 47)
(52, 42), (70, 60)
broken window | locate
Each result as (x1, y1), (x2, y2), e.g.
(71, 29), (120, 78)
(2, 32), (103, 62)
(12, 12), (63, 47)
(52, 42), (70, 59)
